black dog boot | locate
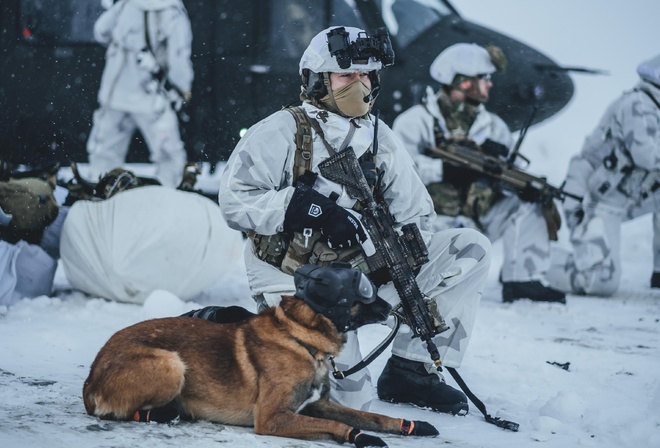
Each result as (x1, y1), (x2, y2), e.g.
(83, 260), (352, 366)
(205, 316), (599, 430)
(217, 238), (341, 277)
(502, 281), (566, 304)
(132, 402), (180, 423)
(377, 355), (468, 415)
(651, 272), (660, 288)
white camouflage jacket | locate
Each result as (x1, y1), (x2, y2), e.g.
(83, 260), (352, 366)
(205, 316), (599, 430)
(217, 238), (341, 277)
(94, 0), (193, 114)
(218, 102), (436, 244)
(392, 87), (513, 185)
(564, 80), (660, 211)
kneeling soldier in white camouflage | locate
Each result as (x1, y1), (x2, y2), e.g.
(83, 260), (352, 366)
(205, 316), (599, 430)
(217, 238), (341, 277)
(546, 54), (660, 295)
(218, 26), (491, 415)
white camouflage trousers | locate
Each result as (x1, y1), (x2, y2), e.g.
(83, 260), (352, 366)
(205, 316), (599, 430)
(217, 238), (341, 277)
(246, 227), (491, 411)
(546, 195), (660, 296)
(436, 195), (552, 283)
(86, 106), (186, 187)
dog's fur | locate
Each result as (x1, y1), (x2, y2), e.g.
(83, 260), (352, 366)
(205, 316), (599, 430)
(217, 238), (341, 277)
(83, 294), (437, 444)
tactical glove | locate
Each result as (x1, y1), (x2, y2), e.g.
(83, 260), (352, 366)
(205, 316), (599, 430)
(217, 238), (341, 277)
(518, 184), (544, 203)
(284, 185), (367, 250)
(481, 138), (509, 158)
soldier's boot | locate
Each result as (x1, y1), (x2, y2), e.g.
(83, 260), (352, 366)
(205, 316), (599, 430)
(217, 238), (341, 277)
(502, 280), (566, 304)
(651, 272), (660, 288)
(377, 355), (468, 415)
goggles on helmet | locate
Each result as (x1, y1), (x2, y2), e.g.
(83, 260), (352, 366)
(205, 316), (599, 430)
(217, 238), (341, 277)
(293, 262), (378, 332)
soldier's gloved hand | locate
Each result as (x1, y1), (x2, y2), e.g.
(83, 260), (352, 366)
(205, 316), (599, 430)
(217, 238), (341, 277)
(518, 184), (544, 203)
(481, 138), (509, 158)
(565, 207), (585, 230)
(284, 185), (367, 249)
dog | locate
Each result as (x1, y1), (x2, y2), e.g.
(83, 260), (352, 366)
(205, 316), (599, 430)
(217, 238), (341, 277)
(83, 264), (439, 447)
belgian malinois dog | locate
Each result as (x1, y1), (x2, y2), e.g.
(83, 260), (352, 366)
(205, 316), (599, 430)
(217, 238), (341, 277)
(83, 265), (439, 447)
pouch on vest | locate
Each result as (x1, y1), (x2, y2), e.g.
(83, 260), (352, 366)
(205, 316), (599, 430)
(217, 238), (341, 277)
(249, 233), (287, 267)
(463, 179), (496, 219)
(426, 181), (462, 216)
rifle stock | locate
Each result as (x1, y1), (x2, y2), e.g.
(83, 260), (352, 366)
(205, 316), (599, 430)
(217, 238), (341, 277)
(318, 148), (449, 369)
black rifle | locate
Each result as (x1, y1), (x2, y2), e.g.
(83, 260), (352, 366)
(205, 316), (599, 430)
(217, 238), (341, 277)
(318, 147), (449, 371)
(426, 141), (582, 206)
(319, 146), (520, 431)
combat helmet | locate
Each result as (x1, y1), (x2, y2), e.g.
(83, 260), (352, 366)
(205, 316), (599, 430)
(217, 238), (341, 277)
(430, 43), (505, 103)
(637, 54), (660, 86)
(299, 26), (394, 115)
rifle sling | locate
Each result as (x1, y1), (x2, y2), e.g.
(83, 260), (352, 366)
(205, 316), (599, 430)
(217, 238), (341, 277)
(331, 312), (521, 432)
(446, 366), (520, 431)
(330, 315), (400, 380)
(143, 11), (185, 99)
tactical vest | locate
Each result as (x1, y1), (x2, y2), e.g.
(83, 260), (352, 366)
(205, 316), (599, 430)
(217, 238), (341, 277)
(248, 107), (374, 275)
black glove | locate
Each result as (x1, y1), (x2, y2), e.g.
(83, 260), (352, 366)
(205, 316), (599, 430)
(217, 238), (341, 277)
(284, 185), (367, 249)
(518, 184), (544, 203)
(481, 139), (509, 158)
(347, 428), (387, 447)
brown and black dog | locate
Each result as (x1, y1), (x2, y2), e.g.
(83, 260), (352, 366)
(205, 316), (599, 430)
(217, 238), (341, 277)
(82, 293), (439, 447)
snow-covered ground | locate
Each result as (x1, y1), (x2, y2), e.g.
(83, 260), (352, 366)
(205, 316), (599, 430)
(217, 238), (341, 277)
(2, 1), (660, 447)
(1, 219), (658, 448)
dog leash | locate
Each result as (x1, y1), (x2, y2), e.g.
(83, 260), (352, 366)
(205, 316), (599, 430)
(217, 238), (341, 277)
(329, 315), (401, 380)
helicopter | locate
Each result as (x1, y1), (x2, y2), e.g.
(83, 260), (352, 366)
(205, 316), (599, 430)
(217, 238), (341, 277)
(0, 0), (597, 169)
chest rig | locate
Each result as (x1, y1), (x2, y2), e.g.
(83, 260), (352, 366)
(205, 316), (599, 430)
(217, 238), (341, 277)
(249, 107), (378, 275)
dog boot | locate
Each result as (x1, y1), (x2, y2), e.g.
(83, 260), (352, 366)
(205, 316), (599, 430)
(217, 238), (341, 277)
(502, 281), (566, 304)
(132, 403), (180, 423)
(377, 355), (468, 415)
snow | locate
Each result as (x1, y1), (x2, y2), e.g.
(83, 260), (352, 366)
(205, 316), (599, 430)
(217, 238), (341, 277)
(2, 1), (660, 447)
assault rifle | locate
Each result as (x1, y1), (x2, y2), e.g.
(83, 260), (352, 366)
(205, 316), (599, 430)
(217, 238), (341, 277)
(425, 140), (582, 206)
(318, 148), (449, 371)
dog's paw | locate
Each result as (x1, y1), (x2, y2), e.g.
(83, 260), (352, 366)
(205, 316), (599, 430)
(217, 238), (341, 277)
(400, 419), (439, 437)
(348, 428), (388, 447)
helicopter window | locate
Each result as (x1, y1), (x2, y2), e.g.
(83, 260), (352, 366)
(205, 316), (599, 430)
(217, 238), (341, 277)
(18, 0), (104, 45)
(268, 0), (364, 59)
(378, 0), (452, 48)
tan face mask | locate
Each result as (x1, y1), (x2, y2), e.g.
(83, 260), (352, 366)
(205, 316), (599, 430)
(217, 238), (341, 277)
(321, 79), (372, 117)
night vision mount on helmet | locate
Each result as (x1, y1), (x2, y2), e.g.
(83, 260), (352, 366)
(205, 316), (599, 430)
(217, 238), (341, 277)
(299, 26), (395, 106)
(326, 26), (394, 70)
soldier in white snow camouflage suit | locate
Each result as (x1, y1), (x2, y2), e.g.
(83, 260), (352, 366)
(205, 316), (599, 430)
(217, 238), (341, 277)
(546, 54), (660, 296)
(218, 27), (491, 415)
(393, 43), (566, 304)
(87, 0), (193, 187)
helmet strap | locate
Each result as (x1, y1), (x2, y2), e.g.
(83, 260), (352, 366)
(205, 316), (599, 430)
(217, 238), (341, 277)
(322, 73), (341, 114)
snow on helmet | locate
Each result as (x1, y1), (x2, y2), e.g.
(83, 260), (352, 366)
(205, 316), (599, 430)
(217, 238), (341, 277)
(637, 54), (660, 85)
(299, 26), (384, 75)
(429, 43), (496, 85)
